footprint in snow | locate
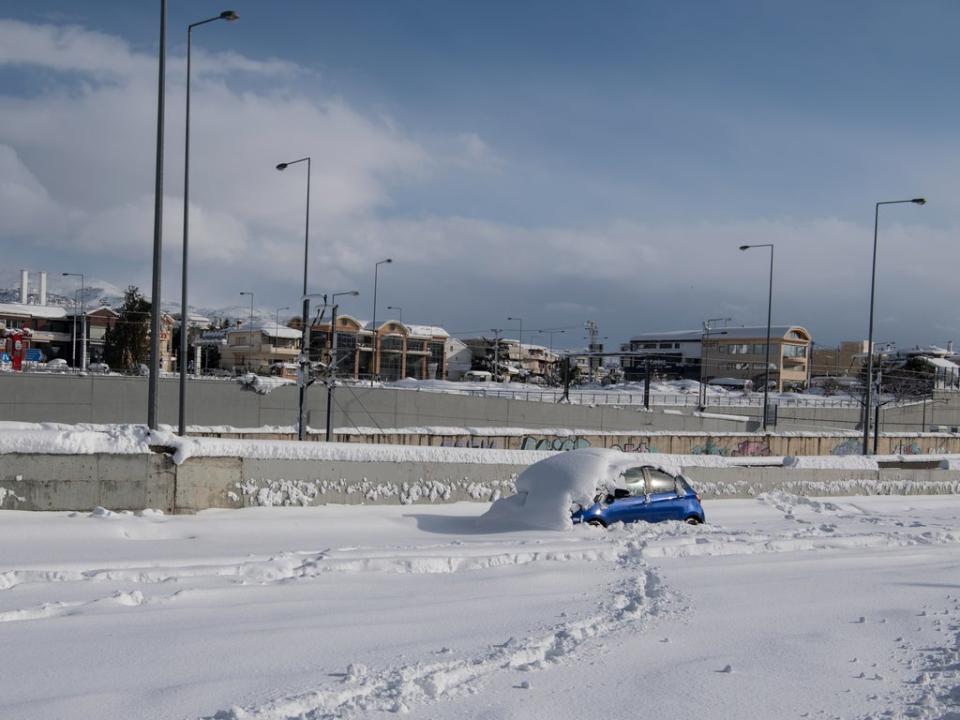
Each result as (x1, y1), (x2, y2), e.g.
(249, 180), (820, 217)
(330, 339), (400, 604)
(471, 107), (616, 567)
(853, 616), (866, 624)
(514, 681), (531, 690)
(716, 664), (733, 673)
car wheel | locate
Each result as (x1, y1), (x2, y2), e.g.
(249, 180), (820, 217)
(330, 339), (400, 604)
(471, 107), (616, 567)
(587, 518), (607, 528)
(684, 516), (702, 525)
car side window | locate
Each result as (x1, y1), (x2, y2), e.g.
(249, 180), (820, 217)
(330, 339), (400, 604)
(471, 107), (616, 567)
(643, 468), (677, 495)
(621, 467), (646, 495)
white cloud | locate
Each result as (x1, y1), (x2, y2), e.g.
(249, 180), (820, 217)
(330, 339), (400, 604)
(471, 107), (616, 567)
(1, 18), (958, 346)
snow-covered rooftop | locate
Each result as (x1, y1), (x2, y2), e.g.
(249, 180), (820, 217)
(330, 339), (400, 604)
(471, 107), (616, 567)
(227, 324), (302, 339)
(0, 302), (67, 319)
(630, 325), (809, 343)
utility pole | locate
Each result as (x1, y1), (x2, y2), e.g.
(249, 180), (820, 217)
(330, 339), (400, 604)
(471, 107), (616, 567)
(490, 329), (503, 382)
(643, 356), (651, 409)
(585, 320), (599, 382)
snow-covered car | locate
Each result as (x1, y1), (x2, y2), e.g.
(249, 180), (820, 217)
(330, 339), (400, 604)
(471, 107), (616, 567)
(45, 358), (68, 371)
(87, 362), (110, 373)
(481, 448), (705, 531)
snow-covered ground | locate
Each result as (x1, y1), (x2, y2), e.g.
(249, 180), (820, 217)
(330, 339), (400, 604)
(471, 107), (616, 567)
(2, 495), (960, 719)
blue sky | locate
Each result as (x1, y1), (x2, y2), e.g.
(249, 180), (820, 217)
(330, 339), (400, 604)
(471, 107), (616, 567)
(1, 1), (958, 349)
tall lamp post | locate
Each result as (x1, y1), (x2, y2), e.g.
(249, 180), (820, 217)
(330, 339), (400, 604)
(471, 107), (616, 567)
(386, 305), (403, 323)
(371, 258), (392, 383)
(275, 157), (312, 438)
(178, 9), (238, 437)
(240, 291), (255, 376)
(863, 198), (926, 454)
(275, 305), (290, 331)
(739, 243), (775, 430)
(507, 316), (523, 380)
(147, 0), (168, 430)
(326, 290), (360, 441)
(62, 273), (85, 370)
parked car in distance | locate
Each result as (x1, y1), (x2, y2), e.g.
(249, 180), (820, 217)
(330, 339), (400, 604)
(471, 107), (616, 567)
(87, 362), (110, 373)
(572, 465), (705, 527)
(45, 358), (68, 371)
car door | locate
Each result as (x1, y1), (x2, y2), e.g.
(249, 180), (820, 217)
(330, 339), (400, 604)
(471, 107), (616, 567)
(643, 467), (686, 522)
(603, 487), (648, 524)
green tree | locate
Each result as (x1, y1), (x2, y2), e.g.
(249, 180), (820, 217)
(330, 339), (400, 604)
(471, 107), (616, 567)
(103, 286), (151, 371)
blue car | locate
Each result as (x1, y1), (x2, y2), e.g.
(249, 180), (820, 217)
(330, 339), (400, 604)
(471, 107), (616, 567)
(572, 465), (705, 527)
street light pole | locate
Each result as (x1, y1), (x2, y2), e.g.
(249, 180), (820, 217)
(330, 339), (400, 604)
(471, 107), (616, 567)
(179, 9), (238, 437)
(862, 198), (926, 454)
(739, 243), (775, 430)
(275, 306), (290, 331)
(240, 291), (255, 374)
(326, 290), (360, 441)
(275, 157), (312, 439)
(62, 273), (85, 370)
(386, 306), (403, 323)
(371, 258), (392, 384)
(147, 0), (167, 430)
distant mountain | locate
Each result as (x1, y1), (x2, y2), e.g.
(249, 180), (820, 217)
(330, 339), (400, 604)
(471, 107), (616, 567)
(0, 271), (298, 327)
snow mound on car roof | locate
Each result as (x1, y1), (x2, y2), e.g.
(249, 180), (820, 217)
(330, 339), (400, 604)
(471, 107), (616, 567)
(480, 448), (683, 531)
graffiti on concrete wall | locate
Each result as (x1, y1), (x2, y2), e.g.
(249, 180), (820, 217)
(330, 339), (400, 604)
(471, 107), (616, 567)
(831, 438), (861, 456)
(439, 436), (500, 450)
(609, 440), (659, 454)
(890, 441), (947, 455)
(520, 436), (592, 452)
(690, 438), (771, 457)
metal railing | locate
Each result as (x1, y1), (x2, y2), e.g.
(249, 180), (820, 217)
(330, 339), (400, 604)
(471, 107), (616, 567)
(387, 384), (866, 408)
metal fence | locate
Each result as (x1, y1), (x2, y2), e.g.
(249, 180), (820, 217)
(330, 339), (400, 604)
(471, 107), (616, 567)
(393, 385), (864, 409)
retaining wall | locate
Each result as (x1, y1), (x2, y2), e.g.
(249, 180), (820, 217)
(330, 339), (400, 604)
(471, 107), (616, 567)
(3, 451), (960, 513)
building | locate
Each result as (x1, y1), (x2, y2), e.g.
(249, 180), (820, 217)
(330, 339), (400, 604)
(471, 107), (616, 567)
(810, 340), (870, 378)
(444, 338), (473, 381)
(459, 337), (560, 382)
(305, 317), (449, 381)
(621, 330), (704, 380)
(62, 306), (119, 366)
(622, 325), (812, 390)
(220, 324), (302, 374)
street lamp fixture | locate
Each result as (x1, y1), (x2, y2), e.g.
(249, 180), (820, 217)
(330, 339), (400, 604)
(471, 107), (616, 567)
(738, 243), (775, 430)
(275, 156), (312, 439)
(178, 9), (239, 436)
(371, 258), (392, 383)
(863, 197), (926, 454)
(386, 306), (403, 323)
(275, 305), (290, 331)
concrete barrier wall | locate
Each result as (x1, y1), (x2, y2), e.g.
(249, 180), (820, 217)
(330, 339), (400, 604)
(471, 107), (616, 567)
(0, 373), (757, 432)
(3, 451), (960, 513)
(191, 429), (960, 457)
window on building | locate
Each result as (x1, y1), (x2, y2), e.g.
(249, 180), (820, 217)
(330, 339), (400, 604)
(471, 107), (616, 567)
(642, 343), (657, 349)
(334, 332), (356, 375)
(379, 349), (402, 380)
(429, 341), (445, 377)
(381, 335), (403, 352)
